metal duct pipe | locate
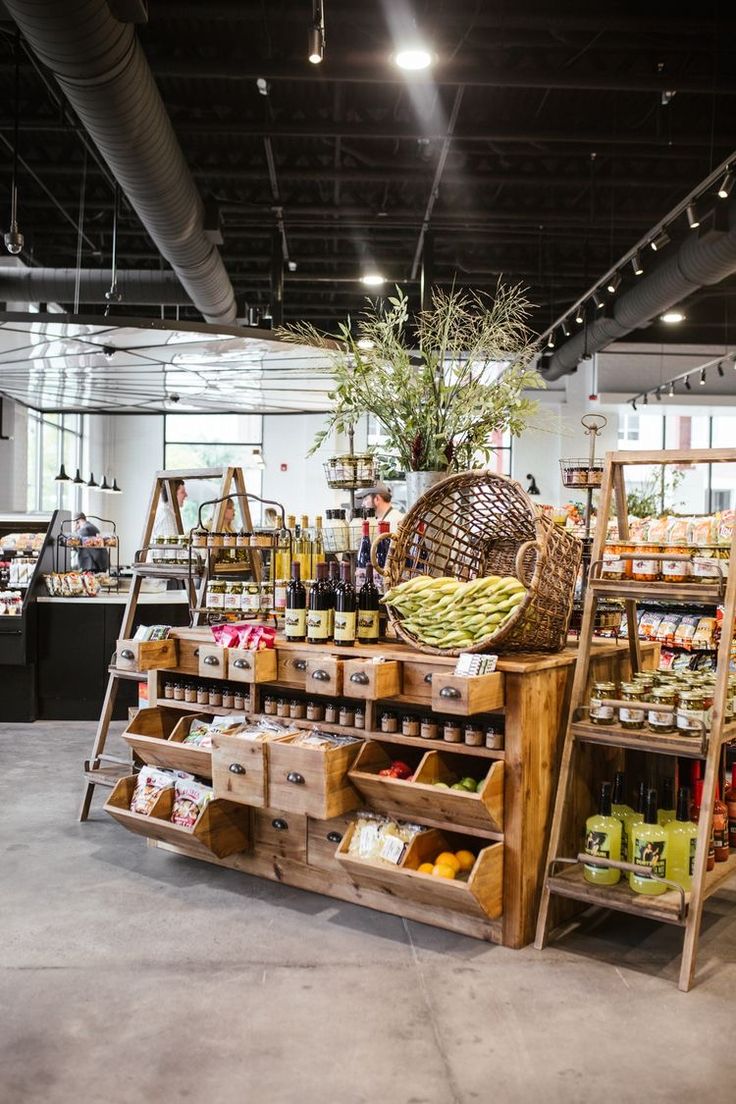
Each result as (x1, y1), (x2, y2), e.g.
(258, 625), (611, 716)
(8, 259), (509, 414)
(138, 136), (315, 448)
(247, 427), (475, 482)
(0, 267), (191, 305)
(4, 0), (237, 324)
(543, 198), (736, 380)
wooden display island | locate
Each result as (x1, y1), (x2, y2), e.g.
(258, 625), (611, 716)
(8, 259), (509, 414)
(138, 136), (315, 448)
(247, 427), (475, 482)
(103, 627), (655, 948)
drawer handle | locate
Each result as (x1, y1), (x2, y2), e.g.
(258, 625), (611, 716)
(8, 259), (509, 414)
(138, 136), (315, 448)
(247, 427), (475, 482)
(350, 671), (370, 685)
(424, 672), (433, 684)
(232, 658), (250, 670)
(286, 771), (305, 785)
(440, 686), (461, 699)
(311, 669), (330, 682)
(327, 831), (343, 843)
(293, 659), (307, 671)
(204, 654), (220, 666)
(272, 818), (288, 831)
(228, 763), (246, 775)
(120, 648), (134, 660)
(193, 647), (200, 657)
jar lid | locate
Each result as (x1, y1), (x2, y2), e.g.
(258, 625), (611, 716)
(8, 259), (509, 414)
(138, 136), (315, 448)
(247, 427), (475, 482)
(593, 681), (616, 690)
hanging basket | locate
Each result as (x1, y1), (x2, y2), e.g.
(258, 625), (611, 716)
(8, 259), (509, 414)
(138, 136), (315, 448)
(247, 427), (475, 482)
(377, 470), (582, 655)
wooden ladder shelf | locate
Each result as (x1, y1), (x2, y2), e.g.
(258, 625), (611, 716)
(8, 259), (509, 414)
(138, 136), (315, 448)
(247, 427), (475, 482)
(79, 465), (257, 820)
(534, 447), (736, 991)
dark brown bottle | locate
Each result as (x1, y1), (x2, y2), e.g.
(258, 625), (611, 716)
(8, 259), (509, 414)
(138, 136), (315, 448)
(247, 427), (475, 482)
(334, 561), (357, 646)
(285, 561), (307, 642)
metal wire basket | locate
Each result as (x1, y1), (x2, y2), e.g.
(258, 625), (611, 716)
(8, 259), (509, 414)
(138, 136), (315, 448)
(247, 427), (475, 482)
(559, 458), (604, 489)
(323, 453), (376, 490)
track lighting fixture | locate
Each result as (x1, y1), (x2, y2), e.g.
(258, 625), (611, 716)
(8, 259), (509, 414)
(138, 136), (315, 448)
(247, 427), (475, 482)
(72, 469), (85, 485)
(654, 388), (662, 401)
(593, 292), (605, 310)
(631, 398), (637, 411)
(256, 77), (270, 96)
(669, 381), (675, 397)
(661, 310), (685, 324)
(606, 272), (621, 295)
(4, 33), (23, 256)
(631, 253), (644, 276)
(87, 472), (99, 488)
(718, 361), (725, 377)
(650, 229), (670, 252)
(561, 319), (570, 338)
(686, 203), (701, 230)
(546, 332), (555, 349)
(643, 392), (648, 405)
(685, 374), (691, 390)
(361, 273), (385, 287)
(718, 170), (734, 200)
(575, 306), (584, 324)
(54, 464), (70, 482)
(308, 0), (325, 64)
(700, 367), (707, 386)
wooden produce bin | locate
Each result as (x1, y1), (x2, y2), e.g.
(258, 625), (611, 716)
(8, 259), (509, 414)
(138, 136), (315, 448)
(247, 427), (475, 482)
(122, 709), (213, 778)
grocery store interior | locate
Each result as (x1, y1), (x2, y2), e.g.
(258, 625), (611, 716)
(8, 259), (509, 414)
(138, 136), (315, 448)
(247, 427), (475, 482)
(2, 3), (736, 1102)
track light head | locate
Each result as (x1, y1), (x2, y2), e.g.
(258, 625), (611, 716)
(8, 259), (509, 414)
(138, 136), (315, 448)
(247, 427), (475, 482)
(593, 291), (605, 310)
(643, 391), (649, 405)
(574, 306), (584, 324)
(686, 202), (701, 230)
(668, 381), (675, 397)
(699, 367), (707, 386)
(654, 387), (662, 401)
(546, 331), (555, 349)
(718, 361), (725, 377)
(650, 228), (670, 252)
(718, 170), (734, 200)
(685, 374), (691, 390)
(606, 272), (621, 295)
(561, 319), (570, 338)
(631, 253), (644, 276)
(4, 221), (23, 255)
(631, 398), (637, 411)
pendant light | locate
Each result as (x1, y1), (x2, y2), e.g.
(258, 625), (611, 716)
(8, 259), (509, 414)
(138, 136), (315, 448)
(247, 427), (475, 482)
(72, 469), (85, 484)
(111, 478), (122, 494)
(99, 476), (111, 493)
(4, 32), (24, 256)
(87, 472), (99, 488)
(54, 464), (70, 482)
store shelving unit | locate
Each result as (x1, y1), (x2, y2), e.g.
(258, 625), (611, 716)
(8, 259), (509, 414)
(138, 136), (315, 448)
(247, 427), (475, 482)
(535, 448), (736, 991)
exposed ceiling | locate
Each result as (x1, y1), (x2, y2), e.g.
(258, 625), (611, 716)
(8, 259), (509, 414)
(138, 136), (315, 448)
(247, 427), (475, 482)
(0, 0), (735, 346)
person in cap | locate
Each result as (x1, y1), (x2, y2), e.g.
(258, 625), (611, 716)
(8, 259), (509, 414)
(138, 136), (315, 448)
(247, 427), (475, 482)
(355, 484), (404, 527)
(73, 513), (109, 573)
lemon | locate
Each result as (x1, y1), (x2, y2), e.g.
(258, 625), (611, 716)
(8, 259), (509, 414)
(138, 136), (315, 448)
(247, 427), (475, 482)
(432, 863), (456, 879)
(417, 862), (434, 874)
(455, 849), (476, 872)
(434, 851), (461, 873)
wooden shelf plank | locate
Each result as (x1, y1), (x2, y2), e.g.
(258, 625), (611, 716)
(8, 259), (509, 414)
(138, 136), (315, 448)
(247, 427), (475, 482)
(590, 580), (723, 604)
(365, 728), (505, 760)
(107, 666), (148, 682)
(571, 719), (708, 759)
(703, 851), (736, 901)
(83, 763), (130, 789)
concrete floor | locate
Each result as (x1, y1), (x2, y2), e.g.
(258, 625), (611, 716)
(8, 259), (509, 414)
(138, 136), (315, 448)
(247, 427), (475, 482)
(2, 723), (735, 1104)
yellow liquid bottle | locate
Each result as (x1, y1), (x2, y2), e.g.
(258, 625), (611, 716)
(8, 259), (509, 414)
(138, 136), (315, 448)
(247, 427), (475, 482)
(611, 771), (635, 862)
(630, 787), (669, 896)
(274, 518), (291, 581)
(299, 514), (312, 581)
(657, 777), (676, 827)
(312, 515), (326, 570)
(584, 781), (622, 885)
(667, 785), (699, 891)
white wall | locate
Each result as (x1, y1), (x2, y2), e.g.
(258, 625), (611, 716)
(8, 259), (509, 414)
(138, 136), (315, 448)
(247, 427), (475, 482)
(0, 399), (28, 511)
(261, 413), (343, 520)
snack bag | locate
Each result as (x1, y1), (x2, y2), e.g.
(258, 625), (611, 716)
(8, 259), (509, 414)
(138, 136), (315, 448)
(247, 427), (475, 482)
(692, 616), (716, 651)
(667, 516), (690, 544)
(171, 778), (213, 827)
(674, 614), (699, 651)
(182, 718), (214, 747)
(656, 614), (681, 646)
(130, 767), (175, 815)
(639, 611), (663, 640)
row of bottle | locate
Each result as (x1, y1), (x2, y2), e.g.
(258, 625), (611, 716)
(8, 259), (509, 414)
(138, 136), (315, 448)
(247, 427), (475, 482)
(285, 559), (381, 645)
(584, 768), (736, 893)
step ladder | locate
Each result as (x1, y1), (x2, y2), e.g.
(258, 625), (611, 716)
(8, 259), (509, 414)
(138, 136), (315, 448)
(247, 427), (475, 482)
(79, 465), (257, 820)
(534, 447), (736, 991)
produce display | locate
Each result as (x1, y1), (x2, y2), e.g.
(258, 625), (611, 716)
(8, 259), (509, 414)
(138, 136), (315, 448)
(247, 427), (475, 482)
(416, 846), (477, 880)
(431, 776), (481, 793)
(129, 765), (214, 827)
(347, 812), (425, 865)
(43, 571), (101, 597)
(382, 574), (527, 649)
(182, 715), (294, 749)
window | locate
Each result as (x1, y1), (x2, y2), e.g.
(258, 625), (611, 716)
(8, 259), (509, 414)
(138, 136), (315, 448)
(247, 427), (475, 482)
(617, 413), (640, 443)
(26, 411), (85, 513)
(164, 414), (264, 529)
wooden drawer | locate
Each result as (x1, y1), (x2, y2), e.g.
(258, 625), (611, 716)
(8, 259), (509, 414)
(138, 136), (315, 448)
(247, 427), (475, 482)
(211, 730), (278, 808)
(401, 661), (446, 705)
(267, 735), (362, 819)
(343, 658), (401, 700)
(276, 649), (310, 687)
(121, 708), (213, 778)
(304, 654), (343, 696)
(105, 775), (250, 859)
(227, 647), (278, 684)
(306, 813), (355, 869)
(431, 671), (505, 715)
(198, 643), (226, 679)
(116, 637), (177, 672)
(252, 807), (307, 863)
(177, 637), (203, 676)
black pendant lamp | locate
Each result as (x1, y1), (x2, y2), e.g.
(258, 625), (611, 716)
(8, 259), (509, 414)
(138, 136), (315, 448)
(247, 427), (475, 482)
(99, 476), (111, 493)
(111, 479), (122, 494)
(72, 469), (85, 485)
(87, 472), (99, 488)
(54, 464), (70, 482)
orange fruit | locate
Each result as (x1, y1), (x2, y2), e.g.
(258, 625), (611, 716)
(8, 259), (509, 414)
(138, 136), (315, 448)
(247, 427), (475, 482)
(455, 850), (475, 872)
(417, 862), (434, 874)
(434, 851), (461, 873)
(432, 863), (456, 879)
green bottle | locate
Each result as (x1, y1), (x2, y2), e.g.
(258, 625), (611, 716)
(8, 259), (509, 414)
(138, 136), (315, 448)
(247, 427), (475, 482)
(584, 781), (623, 885)
(657, 777), (676, 826)
(611, 771), (635, 862)
(630, 788), (669, 896)
(667, 786), (699, 891)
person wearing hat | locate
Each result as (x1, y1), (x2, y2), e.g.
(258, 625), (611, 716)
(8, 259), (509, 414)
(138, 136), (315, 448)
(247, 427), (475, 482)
(72, 513), (109, 573)
(355, 484), (404, 527)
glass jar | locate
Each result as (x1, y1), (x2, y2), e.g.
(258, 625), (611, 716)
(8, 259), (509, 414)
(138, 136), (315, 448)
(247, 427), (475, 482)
(242, 583), (261, 615)
(630, 545), (661, 582)
(164, 680), (175, 700)
(618, 682), (645, 730)
(184, 684), (197, 704)
(339, 704), (355, 727)
(632, 672), (654, 696)
(444, 719), (462, 743)
(196, 685), (208, 705)
(354, 706), (365, 730)
(306, 700), (324, 721)
(222, 687), (235, 709)
(206, 580), (226, 611)
(290, 699), (306, 719)
(209, 685), (223, 706)
(233, 689), (246, 711)
(274, 579), (288, 612)
(485, 727), (504, 750)
(263, 695), (277, 716)
(236, 530), (250, 550)
(224, 581), (243, 614)
(601, 544), (629, 581)
(207, 531), (224, 549)
(676, 689), (707, 737)
(589, 681), (616, 725)
(381, 711), (398, 733)
(420, 716), (438, 740)
(259, 582), (274, 615)
(402, 715), (420, 737)
(223, 532), (237, 549)
(464, 723), (484, 746)
(173, 682), (184, 702)
(325, 701), (339, 724)
(661, 546), (692, 583)
(192, 528), (207, 549)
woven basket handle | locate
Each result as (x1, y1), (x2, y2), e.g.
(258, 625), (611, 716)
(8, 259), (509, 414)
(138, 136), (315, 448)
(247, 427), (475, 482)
(515, 539), (541, 586)
(369, 530), (395, 576)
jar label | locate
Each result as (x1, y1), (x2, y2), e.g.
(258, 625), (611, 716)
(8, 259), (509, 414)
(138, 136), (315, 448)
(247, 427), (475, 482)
(274, 584), (287, 611)
(357, 610), (380, 639)
(677, 707), (705, 732)
(334, 611), (357, 642)
(590, 699), (614, 720)
(619, 706), (645, 723)
(662, 559), (692, 577)
(285, 608), (307, 635)
(206, 590), (224, 609)
(602, 555), (626, 573)
(224, 593), (241, 611)
(632, 559), (657, 575)
(307, 609), (330, 640)
(648, 709), (673, 726)
(693, 557), (723, 578)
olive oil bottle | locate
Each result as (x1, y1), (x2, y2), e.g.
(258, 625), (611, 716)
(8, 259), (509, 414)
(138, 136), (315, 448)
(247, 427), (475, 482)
(667, 786), (698, 890)
(584, 782), (623, 885)
(611, 771), (635, 862)
(630, 788), (669, 896)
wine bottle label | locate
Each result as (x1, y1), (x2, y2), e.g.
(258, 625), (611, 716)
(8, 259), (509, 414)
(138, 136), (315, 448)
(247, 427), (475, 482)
(584, 830), (611, 873)
(355, 568), (367, 591)
(729, 817), (736, 849)
(284, 608), (307, 635)
(713, 824), (728, 849)
(689, 837), (697, 877)
(633, 836), (666, 877)
(307, 609), (330, 640)
(357, 610), (380, 640)
(334, 611), (357, 641)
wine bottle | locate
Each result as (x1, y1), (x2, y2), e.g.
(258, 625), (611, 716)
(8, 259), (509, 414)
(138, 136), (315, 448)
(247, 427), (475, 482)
(334, 561), (357, 646)
(725, 764), (736, 850)
(374, 520), (391, 595)
(629, 788), (669, 896)
(690, 779), (715, 871)
(713, 783), (729, 862)
(326, 559), (339, 638)
(611, 771), (635, 862)
(298, 514), (312, 581)
(313, 515), (326, 570)
(307, 562), (331, 644)
(667, 786), (698, 890)
(274, 517), (291, 581)
(357, 563), (380, 643)
(657, 777), (676, 826)
(285, 561), (307, 642)
(584, 781), (622, 885)
(355, 519), (371, 591)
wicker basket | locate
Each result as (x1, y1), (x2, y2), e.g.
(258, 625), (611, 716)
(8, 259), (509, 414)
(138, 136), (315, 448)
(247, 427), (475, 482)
(377, 470), (581, 655)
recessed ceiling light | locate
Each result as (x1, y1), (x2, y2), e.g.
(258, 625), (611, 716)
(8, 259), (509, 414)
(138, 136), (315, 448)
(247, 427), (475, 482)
(361, 273), (385, 287)
(661, 310), (685, 323)
(394, 48), (433, 71)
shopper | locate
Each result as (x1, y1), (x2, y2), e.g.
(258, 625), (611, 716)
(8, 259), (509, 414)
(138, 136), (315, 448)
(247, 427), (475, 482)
(356, 484), (404, 526)
(73, 513), (109, 573)
(152, 479), (187, 540)
(204, 497), (238, 533)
